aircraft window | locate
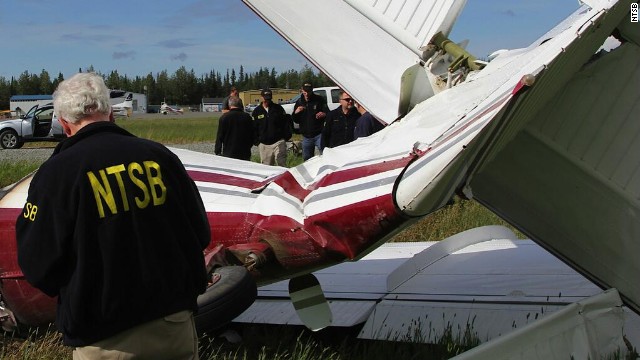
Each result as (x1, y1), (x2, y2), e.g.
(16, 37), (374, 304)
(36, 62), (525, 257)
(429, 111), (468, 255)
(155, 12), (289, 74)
(314, 90), (327, 102)
(330, 89), (341, 103)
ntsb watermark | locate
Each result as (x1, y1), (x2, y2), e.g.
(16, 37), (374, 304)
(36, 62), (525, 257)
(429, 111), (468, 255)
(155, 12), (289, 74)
(632, 2), (639, 23)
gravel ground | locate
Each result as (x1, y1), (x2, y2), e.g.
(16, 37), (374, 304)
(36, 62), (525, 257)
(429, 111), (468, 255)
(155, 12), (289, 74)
(0, 142), (256, 164)
(0, 146), (57, 163)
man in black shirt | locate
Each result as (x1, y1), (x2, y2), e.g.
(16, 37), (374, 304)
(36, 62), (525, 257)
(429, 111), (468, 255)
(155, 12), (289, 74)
(16, 72), (210, 358)
(291, 82), (329, 161)
(322, 91), (360, 149)
(215, 96), (255, 161)
(252, 88), (292, 166)
(354, 102), (385, 139)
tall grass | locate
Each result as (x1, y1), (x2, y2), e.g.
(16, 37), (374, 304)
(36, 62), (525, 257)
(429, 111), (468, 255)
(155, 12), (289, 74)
(1, 326), (70, 359)
(1, 115), (521, 359)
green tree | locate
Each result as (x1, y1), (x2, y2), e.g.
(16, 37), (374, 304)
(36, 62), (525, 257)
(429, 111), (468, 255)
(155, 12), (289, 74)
(106, 70), (122, 90)
(38, 70), (53, 95)
(0, 76), (11, 109)
(5, 63), (331, 107)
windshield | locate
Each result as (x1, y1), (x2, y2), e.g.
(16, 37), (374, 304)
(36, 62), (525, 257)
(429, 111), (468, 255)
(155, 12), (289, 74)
(22, 103), (53, 119)
(284, 94), (301, 104)
(23, 105), (39, 118)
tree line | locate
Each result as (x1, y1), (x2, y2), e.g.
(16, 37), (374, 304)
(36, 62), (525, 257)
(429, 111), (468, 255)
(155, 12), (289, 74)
(0, 65), (336, 109)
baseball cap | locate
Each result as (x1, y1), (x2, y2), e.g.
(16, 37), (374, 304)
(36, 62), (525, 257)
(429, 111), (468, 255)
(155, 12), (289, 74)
(261, 88), (272, 100)
(302, 82), (313, 92)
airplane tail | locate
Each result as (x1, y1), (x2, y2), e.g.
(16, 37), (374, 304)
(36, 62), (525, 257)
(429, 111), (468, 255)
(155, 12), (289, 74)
(112, 93), (134, 117)
(123, 93), (133, 107)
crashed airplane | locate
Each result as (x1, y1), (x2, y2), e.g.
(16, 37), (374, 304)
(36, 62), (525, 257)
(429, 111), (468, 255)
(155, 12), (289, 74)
(1, 0), (638, 356)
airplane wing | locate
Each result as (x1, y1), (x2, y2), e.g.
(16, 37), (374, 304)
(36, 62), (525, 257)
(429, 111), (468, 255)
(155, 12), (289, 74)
(462, 4), (640, 315)
(242, 0), (467, 123)
(242, 0), (640, 315)
(234, 226), (640, 351)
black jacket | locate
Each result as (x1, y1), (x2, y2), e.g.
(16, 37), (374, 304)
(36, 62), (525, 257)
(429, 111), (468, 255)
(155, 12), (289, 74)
(291, 93), (329, 138)
(252, 101), (292, 145)
(321, 106), (360, 149)
(215, 108), (255, 160)
(16, 121), (210, 346)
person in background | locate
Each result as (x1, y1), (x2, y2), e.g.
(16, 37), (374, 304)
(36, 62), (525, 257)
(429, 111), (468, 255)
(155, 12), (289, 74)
(354, 102), (385, 139)
(291, 82), (328, 161)
(252, 88), (292, 166)
(16, 72), (210, 359)
(321, 91), (360, 149)
(215, 95), (255, 161)
(222, 86), (243, 113)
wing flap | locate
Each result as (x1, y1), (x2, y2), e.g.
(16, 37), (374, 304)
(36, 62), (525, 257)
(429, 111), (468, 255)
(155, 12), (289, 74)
(242, 0), (466, 122)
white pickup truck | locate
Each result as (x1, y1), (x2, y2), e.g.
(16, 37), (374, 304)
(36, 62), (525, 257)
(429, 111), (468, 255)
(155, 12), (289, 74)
(281, 86), (341, 115)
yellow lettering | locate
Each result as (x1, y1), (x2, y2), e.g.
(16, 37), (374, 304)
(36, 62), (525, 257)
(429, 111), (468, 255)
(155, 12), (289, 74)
(128, 162), (150, 209)
(144, 161), (166, 206)
(87, 170), (117, 218)
(22, 203), (31, 219)
(22, 202), (38, 221)
(106, 164), (129, 212)
(85, 161), (167, 219)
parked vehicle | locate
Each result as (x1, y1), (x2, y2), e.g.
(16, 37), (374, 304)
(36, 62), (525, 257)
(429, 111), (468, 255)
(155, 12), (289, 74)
(245, 103), (259, 113)
(0, 103), (64, 149)
(281, 86), (341, 115)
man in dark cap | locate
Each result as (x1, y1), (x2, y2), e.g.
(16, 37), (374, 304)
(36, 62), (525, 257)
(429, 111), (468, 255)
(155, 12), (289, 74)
(291, 82), (329, 161)
(252, 88), (292, 166)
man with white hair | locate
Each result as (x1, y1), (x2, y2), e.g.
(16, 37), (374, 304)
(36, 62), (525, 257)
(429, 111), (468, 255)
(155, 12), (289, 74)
(16, 72), (210, 359)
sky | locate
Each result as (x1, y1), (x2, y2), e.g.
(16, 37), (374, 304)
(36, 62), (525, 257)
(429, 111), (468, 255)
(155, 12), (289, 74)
(0, 0), (580, 80)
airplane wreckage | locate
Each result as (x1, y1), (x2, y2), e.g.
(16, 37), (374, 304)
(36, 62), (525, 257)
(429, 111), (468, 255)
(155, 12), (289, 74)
(1, 0), (639, 357)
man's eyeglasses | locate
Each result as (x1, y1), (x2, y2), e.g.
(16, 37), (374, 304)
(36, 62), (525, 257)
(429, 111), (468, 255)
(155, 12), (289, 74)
(341, 98), (353, 102)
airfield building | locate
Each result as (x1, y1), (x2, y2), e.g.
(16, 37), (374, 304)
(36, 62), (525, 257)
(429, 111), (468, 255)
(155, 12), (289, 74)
(9, 95), (53, 117)
(240, 88), (300, 107)
(202, 98), (225, 112)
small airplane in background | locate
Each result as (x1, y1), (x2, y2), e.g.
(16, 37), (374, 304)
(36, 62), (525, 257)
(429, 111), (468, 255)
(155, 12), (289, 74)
(1, 0), (638, 357)
(160, 101), (184, 115)
(111, 93), (133, 117)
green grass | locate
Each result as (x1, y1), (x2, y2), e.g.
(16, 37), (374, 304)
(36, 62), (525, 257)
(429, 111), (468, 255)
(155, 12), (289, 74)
(0, 161), (41, 189)
(2, 322), (481, 360)
(117, 116), (218, 144)
(0, 115), (522, 359)
(392, 197), (523, 242)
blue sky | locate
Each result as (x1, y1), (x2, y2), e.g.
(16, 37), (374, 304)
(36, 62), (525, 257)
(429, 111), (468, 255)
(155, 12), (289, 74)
(0, 0), (579, 80)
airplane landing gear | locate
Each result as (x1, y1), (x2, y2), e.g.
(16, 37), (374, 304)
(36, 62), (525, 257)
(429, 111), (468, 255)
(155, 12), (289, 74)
(0, 297), (18, 332)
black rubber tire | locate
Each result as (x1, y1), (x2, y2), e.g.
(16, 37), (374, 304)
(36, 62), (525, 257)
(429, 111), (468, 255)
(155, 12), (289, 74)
(194, 266), (257, 335)
(0, 130), (24, 149)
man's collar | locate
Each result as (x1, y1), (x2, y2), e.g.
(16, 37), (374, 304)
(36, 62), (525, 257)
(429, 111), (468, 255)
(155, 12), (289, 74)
(53, 122), (135, 155)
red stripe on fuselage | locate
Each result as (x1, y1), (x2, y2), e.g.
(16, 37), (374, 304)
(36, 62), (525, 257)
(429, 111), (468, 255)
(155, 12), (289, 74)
(0, 208), (22, 279)
(187, 170), (270, 189)
(203, 192), (402, 267)
(188, 154), (415, 203)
